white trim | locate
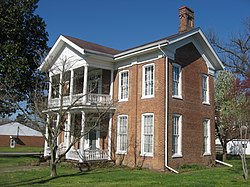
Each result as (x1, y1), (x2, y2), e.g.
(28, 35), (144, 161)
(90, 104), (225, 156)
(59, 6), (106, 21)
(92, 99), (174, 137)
(172, 114), (182, 158)
(83, 66), (88, 104)
(116, 115), (128, 154)
(118, 70), (129, 102)
(142, 63), (155, 99)
(79, 111), (85, 162)
(202, 74), (210, 105)
(203, 119), (211, 155)
(172, 63), (182, 99)
(110, 70), (114, 100)
(117, 56), (162, 70)
(141, 113), (154, 157)
(108, 113), (113, 160)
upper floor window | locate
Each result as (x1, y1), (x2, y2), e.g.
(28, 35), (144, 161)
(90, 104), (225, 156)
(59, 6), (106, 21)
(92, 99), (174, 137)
(142, 64), (154, 98)
(119, 70), (129, 101)
(63, 71), (71, 96)
(141, 113), (154, 156)
(202, 74), (209, 104)
(73, 67), (84, 95)
(172, 114), (182, 157)
(203, 119), (211, 155)
(51, 74), (60, 98)
(172, 63), (182, 98)
(117, 115), (128, 153)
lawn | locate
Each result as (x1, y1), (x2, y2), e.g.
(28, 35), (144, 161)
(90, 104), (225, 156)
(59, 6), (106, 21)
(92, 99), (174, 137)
(0, 146), (43, 153)
(0, 156), (249, 186)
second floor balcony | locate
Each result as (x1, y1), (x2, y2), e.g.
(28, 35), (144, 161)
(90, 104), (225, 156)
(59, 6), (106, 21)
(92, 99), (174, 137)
(48, 67), (113, 109)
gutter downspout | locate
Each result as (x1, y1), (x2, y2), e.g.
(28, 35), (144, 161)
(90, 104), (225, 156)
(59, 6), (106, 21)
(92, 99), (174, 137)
(158, 45), (179, 174)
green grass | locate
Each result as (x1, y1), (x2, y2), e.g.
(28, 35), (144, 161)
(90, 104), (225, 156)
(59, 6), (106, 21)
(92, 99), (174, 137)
(0, 156), (249, 186)
(0, 146), (43, 153)
(0, 156), (39, 168)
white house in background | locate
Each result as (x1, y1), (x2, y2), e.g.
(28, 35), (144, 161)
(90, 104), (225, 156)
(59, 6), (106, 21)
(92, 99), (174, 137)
(0, 122), (44, 148)
(227, 139), (250, 155)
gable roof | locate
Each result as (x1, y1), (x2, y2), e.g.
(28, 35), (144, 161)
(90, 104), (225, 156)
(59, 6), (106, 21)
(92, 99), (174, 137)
(39, 28), (224, 71)
(63, 35), (121, 55)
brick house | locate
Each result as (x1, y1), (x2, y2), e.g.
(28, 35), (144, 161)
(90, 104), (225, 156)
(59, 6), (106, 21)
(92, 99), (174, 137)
(40, 6), (224, 171)
(0, 121), (44, 147)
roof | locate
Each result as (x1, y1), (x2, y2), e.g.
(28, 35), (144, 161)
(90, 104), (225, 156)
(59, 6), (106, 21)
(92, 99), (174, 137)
(39, 28), (224, 71)
(0, 122), (43, 137)
(63, 35), (121, 55)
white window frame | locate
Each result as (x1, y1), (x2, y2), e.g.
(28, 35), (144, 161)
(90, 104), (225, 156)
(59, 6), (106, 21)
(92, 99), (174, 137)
(172, 63), (182, 99)
(142, 64), (154, 98)
(116, 115), (128, 154)
(141, 113), (154, 157)
(172, 114), (182, 157)
(118, 70), (129, 101)
(203, 119), (211, 155)
(202, 74), (209, 104)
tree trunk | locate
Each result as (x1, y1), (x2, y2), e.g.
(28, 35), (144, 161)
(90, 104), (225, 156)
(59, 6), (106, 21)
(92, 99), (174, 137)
(51, 162), (57, 177)
(50, 148), (57, 177)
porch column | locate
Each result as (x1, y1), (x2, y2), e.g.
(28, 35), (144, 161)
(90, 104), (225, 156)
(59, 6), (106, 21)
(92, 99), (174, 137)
(79, 111), (86, 162)
(59, 73), (63, 105)
(82, 66), (88, 104)
(44, 114), (49, 156)
(108, 113), (113, 160)
(65, 112), (71, 159)
(56, 113), (60, 158)
(69, 69), (74, 103)
(109, 70), (114, 100)
(48, 75), (52, 101)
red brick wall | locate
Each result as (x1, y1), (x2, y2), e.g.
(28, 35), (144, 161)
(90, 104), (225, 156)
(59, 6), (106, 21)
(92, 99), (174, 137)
(0, 135), (44, 147)
(112, 42), (216, 171)
(168, 43), (215, 168)
(113, 57), (166, 170)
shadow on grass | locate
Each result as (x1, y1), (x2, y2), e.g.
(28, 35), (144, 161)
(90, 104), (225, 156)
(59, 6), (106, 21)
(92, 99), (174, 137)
(1, 168), (118, 187)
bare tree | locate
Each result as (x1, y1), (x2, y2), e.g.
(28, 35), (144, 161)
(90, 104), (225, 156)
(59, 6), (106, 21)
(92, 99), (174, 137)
(2, 56), (113, 177)
(208, 17), (250, 79)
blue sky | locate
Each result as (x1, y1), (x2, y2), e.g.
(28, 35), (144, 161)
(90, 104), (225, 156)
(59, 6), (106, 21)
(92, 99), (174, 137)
(37, 0), (249, 50)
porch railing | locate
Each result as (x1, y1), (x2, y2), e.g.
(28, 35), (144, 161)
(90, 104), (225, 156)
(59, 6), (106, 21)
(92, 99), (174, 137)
(84, 149), (108, 161)
(48, 93), (111, 108)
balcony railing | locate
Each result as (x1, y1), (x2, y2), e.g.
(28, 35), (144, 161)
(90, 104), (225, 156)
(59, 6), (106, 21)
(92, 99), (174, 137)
(48, 93), (111, 108)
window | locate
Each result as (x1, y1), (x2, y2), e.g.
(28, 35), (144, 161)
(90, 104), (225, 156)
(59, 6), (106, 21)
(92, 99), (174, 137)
(202, 75), (209, 103)
(203, 119), (211, 155)
(172, 63), (182, 98)
(73, 67), (84, 94)
(119, 71), (129, 101)
(51, 74), (60, 98)
(63, 71), (71, 96)
(117, 115), (128, 153)
(142, 64), (154, 98)
(141, 114), (154, 156)
(172, 114), (182, 157)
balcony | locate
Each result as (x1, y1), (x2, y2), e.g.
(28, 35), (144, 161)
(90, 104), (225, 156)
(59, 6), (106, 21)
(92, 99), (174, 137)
(48, 67), (113, 109)
(48, 93), (111, 108)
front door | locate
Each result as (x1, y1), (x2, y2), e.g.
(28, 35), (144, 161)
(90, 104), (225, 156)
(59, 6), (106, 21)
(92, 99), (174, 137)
(84, 116), (100, 150)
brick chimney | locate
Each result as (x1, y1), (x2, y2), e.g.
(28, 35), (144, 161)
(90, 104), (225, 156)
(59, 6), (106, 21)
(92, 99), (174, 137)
(178, 6), (194, 33)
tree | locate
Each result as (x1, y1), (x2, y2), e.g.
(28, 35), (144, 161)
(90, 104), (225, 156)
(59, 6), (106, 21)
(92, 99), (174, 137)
(215, 71), (250, 161)
(209, 17), (250, 79)
(0, 0), (48, 117)
(10, 57), (113, 177)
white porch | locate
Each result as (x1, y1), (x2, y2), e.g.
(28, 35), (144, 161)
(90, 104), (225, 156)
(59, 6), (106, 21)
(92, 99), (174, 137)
(43, 111), (113, 162)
